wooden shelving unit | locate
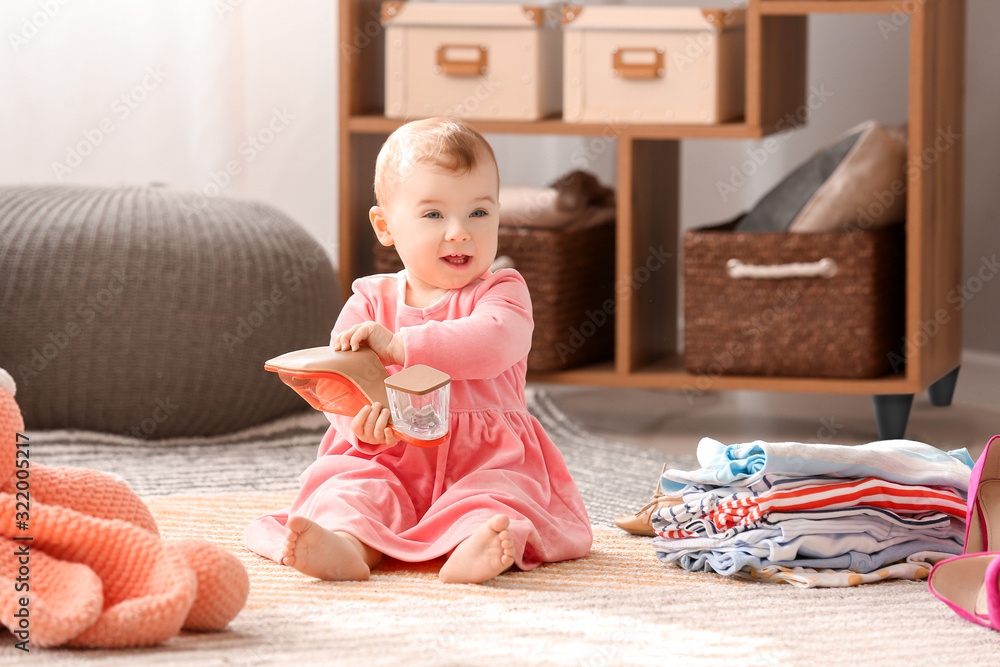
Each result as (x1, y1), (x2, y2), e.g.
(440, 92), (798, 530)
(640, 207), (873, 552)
(337, 0), (965, 435)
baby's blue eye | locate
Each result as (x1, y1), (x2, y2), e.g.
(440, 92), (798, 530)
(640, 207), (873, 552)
(425, 211), (442, 219)
(470, 209), (487, 218)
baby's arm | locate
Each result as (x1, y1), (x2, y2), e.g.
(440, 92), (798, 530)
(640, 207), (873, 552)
(401, 270), (533, 380)
(328, 280), (401, 451)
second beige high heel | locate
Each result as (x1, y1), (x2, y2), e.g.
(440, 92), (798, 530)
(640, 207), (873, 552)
(614, 464), (683, 536)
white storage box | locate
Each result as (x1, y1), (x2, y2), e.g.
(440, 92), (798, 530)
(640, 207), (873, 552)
(382, 2), (562, 121)
(562, 5), (745, 124)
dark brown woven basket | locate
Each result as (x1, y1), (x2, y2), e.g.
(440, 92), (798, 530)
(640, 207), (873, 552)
(683, 220), (905, 378)
(374, 221), (616, 372)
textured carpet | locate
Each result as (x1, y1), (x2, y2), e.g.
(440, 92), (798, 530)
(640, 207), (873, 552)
(3, 390), (1000, 665)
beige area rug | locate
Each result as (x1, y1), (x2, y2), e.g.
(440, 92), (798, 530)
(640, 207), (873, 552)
(3, 391), (1000, 665)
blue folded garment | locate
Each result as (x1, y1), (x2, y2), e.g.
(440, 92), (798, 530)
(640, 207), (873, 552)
(660, 438), (974, 494)
(655, 536), (963, 577)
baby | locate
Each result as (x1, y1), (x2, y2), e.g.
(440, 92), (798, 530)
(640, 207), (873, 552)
(244, 117), (593, 583)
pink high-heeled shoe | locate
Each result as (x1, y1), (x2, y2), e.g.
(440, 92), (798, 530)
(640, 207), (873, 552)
(927, 435), (1000, 630)
(927, 552), (1000, 630)
(964, 434), (1000, 553)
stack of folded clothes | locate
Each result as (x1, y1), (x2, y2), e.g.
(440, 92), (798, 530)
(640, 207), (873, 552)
(651, 438), (975, 588)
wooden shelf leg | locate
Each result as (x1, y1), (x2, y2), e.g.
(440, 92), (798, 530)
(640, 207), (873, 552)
(872, 393), (914, 440)
(927, 365), (961, 407)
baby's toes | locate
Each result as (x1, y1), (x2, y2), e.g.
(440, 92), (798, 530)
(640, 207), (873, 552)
(280, 535), (299, 565)
(488, 514), (511, 533)
(498, 531), (515, 564)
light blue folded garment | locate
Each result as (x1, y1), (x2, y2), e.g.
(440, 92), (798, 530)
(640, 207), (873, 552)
(655, 536), (963, 576)
(659, 438), (974, 494)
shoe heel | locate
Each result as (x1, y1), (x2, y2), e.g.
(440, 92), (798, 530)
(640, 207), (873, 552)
(966, 435), (1000, 553)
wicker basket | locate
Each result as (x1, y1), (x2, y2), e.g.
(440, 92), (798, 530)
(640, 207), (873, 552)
(374, 221), (616, 372)
(683, 220), (905, 378)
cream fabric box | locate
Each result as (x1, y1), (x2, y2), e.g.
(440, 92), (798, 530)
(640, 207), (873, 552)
(562, 5), (745, 124)
(382, 2), (562, 121)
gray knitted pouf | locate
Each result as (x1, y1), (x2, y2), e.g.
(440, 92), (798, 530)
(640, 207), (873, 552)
(0, 184), (340, 438)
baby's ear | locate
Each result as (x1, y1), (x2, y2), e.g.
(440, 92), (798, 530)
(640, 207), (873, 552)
(369, 206), (394, 247)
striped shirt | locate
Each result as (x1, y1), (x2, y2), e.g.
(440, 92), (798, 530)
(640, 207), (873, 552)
(657, 476), (967, 539)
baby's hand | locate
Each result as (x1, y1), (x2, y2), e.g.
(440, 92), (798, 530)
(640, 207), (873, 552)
(333, 322), (404, 366)
(350, 402), (400, 446)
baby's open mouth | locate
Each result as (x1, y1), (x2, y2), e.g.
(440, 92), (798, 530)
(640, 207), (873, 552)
(443, 254), (471, 265)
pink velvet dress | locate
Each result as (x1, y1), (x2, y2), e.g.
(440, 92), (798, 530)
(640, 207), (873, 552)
(244, 269), (593, 570)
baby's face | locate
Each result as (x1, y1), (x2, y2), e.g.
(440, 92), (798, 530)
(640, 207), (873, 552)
(380, 159), (499, 302)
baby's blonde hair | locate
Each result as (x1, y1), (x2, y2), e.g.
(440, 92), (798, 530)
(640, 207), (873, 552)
(373, 118), (498, 207)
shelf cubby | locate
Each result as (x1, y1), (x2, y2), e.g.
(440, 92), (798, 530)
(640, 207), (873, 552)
(337, 0), (965, 433)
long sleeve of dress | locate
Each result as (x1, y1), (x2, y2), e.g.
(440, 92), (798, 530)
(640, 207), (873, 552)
(331, 287), (377, 338)
(400, 270), (533, 380)
(325, 283), (389, 456)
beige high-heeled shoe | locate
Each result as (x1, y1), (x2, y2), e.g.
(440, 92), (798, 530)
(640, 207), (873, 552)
(614, 464), (684, 536)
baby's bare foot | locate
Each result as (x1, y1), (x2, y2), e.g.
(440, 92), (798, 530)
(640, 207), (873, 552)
(439, 514), (515, 584)
(281, 515), (371, 581)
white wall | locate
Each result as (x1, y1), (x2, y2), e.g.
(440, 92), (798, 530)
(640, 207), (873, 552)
(959, 0), (1000, 355)
(0, 0), (340, 254)
(1, 1), (997, 355)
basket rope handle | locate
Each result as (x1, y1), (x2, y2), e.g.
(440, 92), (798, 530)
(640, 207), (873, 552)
(726, 257), (838, 280)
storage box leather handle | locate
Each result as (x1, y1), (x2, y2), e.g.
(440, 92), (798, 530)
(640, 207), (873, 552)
(726, 257), (838, 280)
(435, 43), (488, 77)
(611, 47), (665, 79)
